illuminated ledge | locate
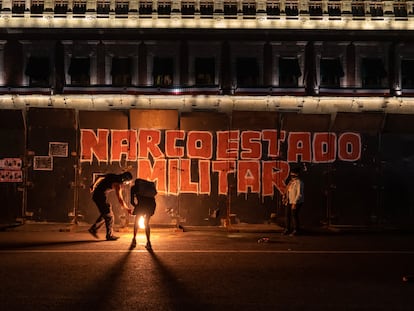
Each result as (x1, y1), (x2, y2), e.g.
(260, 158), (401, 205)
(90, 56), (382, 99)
(1, 14), (414, 30)
(0, 94), (412, 115)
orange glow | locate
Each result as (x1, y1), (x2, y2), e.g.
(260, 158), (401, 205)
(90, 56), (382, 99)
(139, 216), (145, 229)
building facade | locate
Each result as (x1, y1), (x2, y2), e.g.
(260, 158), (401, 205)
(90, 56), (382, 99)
(1, 0), (414, 228)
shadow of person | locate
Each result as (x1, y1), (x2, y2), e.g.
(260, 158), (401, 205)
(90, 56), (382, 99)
(59, 250), (133, 311)
(0, 239), (105, 250)
(147, 250), (210, 311)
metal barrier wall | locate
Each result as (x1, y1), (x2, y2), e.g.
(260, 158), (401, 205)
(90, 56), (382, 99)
(2, 108), (414, 228)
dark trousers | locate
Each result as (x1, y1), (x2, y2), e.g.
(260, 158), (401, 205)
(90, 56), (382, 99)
(91, 193), (114, 238)
(285, 203), (302, 233)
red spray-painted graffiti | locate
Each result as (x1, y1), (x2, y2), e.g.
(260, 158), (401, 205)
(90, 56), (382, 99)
(80, 129), (361, 197)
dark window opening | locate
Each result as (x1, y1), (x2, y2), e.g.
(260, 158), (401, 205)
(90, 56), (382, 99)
(394, 4), (407, 17)
(279, 58), (301, 87)
(242, 3), (256, 15)
(267, 4), (280, 16)
(115, 1), (129, 14)
(200, 2), (213, 15)
(12, 3), (26, 14)
(224, 3), (238, 15)
(25, 57), (50, 87)
(401, 59), (414, 89)
(370, 5), (383, 17)
(352, 3), (365, 16)
(139, 2), (153, 14)
(236, 58), (259, 87)
(68, 57), (90, 86)
(328, 4), (341, 16)
(320, 58), (344, 88)
(73, 4), (86, 14)
(309, 3), (322, 16)
(285, 5), (299, 16)
(111, 58), (132, 86)
(153, 57), (173, 87)
(158, 2), (171, 15)
(361, 58), (387, 88)
(181, 3), (195, 15)
(54, 4), (68, 14)
(97, 3), (110, 14)
(195, 58), (215, 85)
(30, 4), (44, 14)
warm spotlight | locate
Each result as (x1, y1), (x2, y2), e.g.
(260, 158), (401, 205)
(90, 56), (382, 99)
(139, 216), (145, 229)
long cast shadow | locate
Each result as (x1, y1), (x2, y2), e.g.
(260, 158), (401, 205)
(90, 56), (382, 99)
(147, 250), (211, 311)
(0, 239), (105, 250)
(58, 249), (133, 311)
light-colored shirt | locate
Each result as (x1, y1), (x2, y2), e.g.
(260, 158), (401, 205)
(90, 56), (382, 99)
(286, 178), (304, 204)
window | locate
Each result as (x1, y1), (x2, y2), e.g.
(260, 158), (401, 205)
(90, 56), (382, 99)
(12, 0), (26, 14)
(139, 1), (152, 14)
(54, 0), (68, 14)
(309, 0), (322, 16)
(285, 1), (299, 16)
(242, 2), (256, 15)
(25, 57), (50, 87)
(73, 0), (86, 14)
(97, 0), (110, 14)
(224, 1), (238, 15)
(195, 58), (215, 85)
(320, 58), (344, 88)
(115, 0), (129, 14)
(352, 1), (365, 17)
(236, 58), (259, 87)
(394, 1), (407, 17)
(266, 1), (280, 16)
(111, 58), (132, 86)
(328, 1), (341, 16)
(181, 1), (195, 15)
(361, 58), (387, 88)
(68, 57), (90, 86)
(158, 1), (171, 15)
(31, 0), (44, 14)
(369, 2), (383, 17)
(279, 58), (301, 87)
(199, 1), (213, 15)
(153, 57), (173, 87)
(401, 59), (414, 89)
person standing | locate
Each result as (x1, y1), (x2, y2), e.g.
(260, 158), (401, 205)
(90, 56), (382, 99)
(130, 178), (157, 250)
(283, 168), (305, 236)
(89, 171), (133, 241)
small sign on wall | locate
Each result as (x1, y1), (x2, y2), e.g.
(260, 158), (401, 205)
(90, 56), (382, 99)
(0, 158), (22, 170)
(49, 142), (68, 157)
(33, 156), (53, 171)
(0, 170), (23, 182)
(0, 158), (23, 182)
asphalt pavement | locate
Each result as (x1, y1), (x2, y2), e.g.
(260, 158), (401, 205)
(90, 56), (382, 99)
(2, 220), (414, 311)
(0, 220), (285, 234)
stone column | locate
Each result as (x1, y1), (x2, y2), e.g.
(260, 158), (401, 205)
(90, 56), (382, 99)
(4, 40), (23, 86)
(138, 41), (147, 86)
(263, 42), (273, 87)
(220, 41), (232, 94)
(54, 41), (65, 93)
(346, 42), (356, 88)
(96, 41), (105, 85)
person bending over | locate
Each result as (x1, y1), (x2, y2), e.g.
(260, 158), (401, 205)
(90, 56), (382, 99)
(89, 171), (133, 241)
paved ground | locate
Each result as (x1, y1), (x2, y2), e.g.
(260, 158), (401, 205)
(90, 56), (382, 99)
(0, 220), (286, 234)
(2, 224), (414, 310)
